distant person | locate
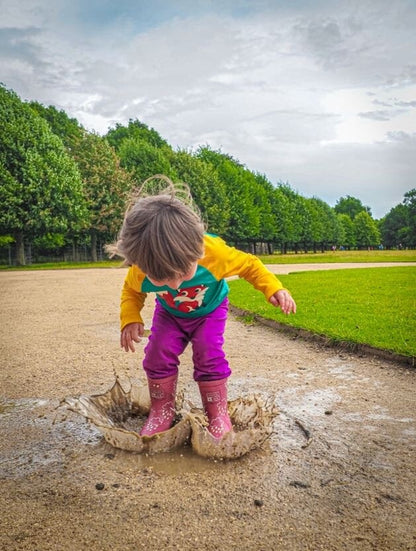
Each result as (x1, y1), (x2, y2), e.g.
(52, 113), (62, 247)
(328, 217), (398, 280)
(108, 176), (296, 440)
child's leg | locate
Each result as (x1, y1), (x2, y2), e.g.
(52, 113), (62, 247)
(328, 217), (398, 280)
(191, 299), (232, 438)
(140, 302), (188, 436)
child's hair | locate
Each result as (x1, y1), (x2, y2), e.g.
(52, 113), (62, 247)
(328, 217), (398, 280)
(107, 175), (205, 279)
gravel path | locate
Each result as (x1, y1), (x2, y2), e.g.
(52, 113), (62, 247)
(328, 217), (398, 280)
(0, 267), (415, 551)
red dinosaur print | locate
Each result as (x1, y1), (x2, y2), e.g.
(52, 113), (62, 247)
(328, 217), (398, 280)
(156, 285), (208, 313)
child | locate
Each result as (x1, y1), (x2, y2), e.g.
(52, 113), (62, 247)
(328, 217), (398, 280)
(111, 177), (296, 440)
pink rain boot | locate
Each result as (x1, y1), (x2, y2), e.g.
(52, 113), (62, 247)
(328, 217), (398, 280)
(140, 374), (178, 436)
(198, 378), (232, 439)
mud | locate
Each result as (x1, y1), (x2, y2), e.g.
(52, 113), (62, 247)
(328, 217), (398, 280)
(0, 268), (415, 550)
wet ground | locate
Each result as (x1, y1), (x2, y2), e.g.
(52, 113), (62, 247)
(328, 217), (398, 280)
(0, 268), (415, 550)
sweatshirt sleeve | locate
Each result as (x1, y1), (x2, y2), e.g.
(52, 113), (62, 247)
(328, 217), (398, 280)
(202, 235), (288, 300)
(120, 266), (147, 330)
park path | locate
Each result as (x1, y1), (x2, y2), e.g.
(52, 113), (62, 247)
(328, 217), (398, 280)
(0, 267), (415, 551)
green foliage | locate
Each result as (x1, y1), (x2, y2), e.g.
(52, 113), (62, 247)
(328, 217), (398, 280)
(229, 267), (416, 357)
(72, 133), (133, 233)
(2, 87), (414, 266)
(0, 85), (86, 264)
(334, 195), (372, 219)
(196, 147), (259, 243)
(118, 137), (174, 184)
(353, 211), (381, 248)
(107, 119), (169, 150)
(336, 213), (356, 248)
(0, 235), (14, 247)
(33, 233), (66, 250)
(403, 189), (416, 247)
(29, 102), (84, 149)
(169, 149), (229, 235)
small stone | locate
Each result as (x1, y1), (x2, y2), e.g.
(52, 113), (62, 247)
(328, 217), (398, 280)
(95, 483), (105, 491)
(289, 480), (310, 489)
(324, 410), (333, 415)
(104, 453), (115, 459)
(254, 499), (264, 507)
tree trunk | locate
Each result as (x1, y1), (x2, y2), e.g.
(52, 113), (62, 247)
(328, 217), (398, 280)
(15, 232), (25, 266)
(91, 231), (98, 262)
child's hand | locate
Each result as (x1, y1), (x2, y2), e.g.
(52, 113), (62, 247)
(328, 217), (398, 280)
(269, 290), (297, 315)
(120, 322), (144, 352)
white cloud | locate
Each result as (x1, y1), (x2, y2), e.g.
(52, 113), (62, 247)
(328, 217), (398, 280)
(0, 0), (415, 218)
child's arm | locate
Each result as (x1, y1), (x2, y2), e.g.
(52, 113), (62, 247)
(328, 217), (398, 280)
(120, 266), (147, 352)
(204, 235), (296, 314)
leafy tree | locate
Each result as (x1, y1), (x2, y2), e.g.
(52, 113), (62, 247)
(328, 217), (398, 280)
(353, 211), (381, 249)
(379, 205), (408, 248)
(306, 198), (339, 252)
(251, 173), (276, 251)
(275, 184), (305, 253)
(117, 137), (174, 184)
(107, 119), (169, 150)
(72, 133), (134, 261)
(196, 147), (259, 245)
(29, 101), (84, 149)
(403, 189), (416, 247)
(0, 86), (86, 264)
(334, 195), (371, 219)
(336, 213), (356, 249)
(169, 149), (229, 235)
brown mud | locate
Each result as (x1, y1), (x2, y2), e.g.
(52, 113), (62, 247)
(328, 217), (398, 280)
(0, 268), (415, 550)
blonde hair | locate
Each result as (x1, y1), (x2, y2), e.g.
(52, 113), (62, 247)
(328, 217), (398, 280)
(107, 175), (205, 279)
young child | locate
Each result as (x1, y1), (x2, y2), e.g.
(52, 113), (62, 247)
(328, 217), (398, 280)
(111, 178), (296, 440)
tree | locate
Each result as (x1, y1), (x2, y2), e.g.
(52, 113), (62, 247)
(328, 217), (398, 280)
(353, 211), (381, 249)
(334, 195), (371, 219)
(403, 189), (416, 248)
(336, 213), (356, 249)
(29, 101), (84, 149)
(306, 198), (340, 252)
(72, 133), (134, 261)
(196, 147), (259, 246)
(169, 149), (229, 235)
(0, 86), (86, 264)
(107, 119), (169, 151)
(379, 205), (408, 248)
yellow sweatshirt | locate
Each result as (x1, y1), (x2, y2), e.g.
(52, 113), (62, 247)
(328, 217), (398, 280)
(120, 233), (286, 329)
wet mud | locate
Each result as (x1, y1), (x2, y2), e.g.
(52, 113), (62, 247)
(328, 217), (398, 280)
(1, 269), (415, 550)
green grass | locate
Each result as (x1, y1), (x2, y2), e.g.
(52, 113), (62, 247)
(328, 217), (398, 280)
(257, 249), (416, 264)
(228, 267), (416, 358)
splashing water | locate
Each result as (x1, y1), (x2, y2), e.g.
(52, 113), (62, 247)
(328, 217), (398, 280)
(63, 378), (278, 460)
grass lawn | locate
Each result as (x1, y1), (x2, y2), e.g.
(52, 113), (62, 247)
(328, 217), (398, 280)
(228, 266), (416, 358)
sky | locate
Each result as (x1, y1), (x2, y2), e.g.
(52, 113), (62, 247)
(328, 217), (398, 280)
(1, 0), (415, 219)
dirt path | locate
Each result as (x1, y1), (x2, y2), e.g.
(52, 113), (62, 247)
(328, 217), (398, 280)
(1, 268), (415, 551)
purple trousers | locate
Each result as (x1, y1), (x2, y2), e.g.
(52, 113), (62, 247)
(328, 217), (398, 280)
(143, 298), (231, 382)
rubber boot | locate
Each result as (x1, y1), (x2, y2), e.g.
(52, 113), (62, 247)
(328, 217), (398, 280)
(140, 374), (178, 436)
(198, 378), (232, 439)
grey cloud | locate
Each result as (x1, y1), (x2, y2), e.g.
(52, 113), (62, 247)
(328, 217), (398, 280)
(385, 131), (416, 143)
(0, 27), (43, 64)
(358, 109), (409, 121)
(359, 110), (392, 121)
(395, 100), (416, 108)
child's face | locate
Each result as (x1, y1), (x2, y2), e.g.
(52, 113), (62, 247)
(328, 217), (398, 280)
(147, 261), (198, 290)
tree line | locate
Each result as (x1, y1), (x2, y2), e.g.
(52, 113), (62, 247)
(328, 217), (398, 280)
(0, 85), (415, 265)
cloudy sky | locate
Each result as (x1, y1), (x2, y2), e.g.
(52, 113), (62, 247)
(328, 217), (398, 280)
(1, 0), (415, 219)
